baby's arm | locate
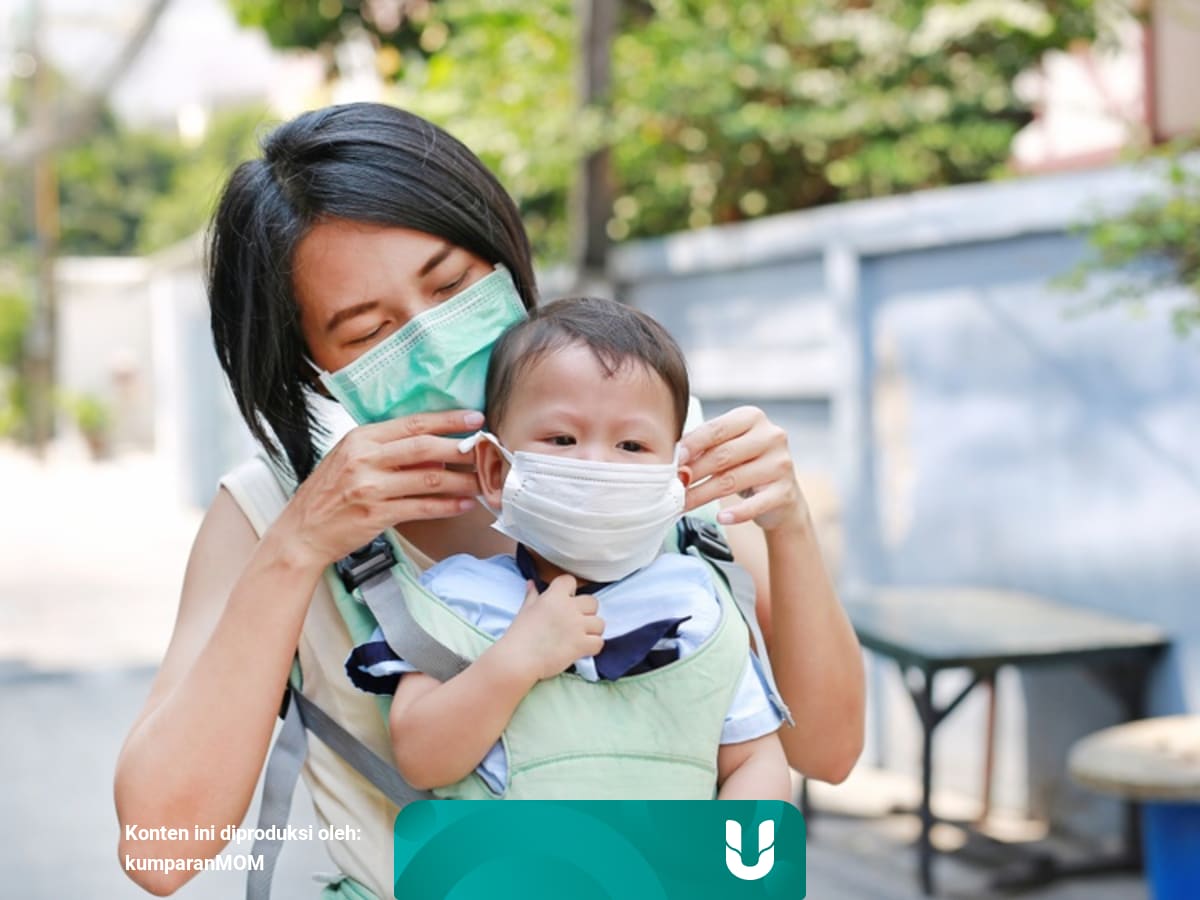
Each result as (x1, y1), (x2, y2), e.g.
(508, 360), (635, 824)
(717, 732), (791, 800)
(388, 574), (603, 791)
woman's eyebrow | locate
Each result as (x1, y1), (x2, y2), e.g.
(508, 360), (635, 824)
(325, 300), (379, 335)
(418, 243), (453, 277)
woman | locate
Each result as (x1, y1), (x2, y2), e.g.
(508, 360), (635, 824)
(114, 103), (864, 897)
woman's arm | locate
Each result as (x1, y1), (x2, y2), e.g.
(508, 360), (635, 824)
(389, 575), (604, 790)
(716, 733), (791, 800)
(681, 407), (865, 784)
(727, 515), (864, 783)
(114, 410), (487, 895)
(114, 488), (322, 896)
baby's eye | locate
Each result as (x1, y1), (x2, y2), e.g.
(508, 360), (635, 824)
(617, 440), (647, 453)
(549, 435), (576, 446)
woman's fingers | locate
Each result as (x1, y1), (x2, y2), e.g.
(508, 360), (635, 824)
(373, 433), (475, 470)
(684, 428), (771, 490)
(366, 408), (485, 443)
(684, 452), (781, 512)
(702, 482), (789, 526)
(679, 407), (758, 474)
(379, 494), (479, 524)
(678, 405), (807, 530)
(379, 467), (480, 502)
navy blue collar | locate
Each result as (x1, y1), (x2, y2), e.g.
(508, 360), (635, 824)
(515, 544), (611, 595)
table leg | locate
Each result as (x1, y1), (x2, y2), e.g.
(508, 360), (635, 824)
(918, 671), (935, 895)
(902, 666), (987, 896)
(977, 674), (996, 826)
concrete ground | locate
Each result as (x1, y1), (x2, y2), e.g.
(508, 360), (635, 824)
(0, 443), (1147, 899)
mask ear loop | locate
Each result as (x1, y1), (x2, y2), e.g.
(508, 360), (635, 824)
(457, 431), (514, 519)
(457, 430), (514, 463)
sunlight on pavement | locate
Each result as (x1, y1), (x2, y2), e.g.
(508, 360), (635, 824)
(0, 442), (203, 671)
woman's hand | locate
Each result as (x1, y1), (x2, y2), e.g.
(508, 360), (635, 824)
(274, 409), (486, 571)
(680, 405), (809, 532)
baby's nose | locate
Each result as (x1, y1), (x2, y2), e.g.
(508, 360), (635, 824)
(575, 443), (619, 463)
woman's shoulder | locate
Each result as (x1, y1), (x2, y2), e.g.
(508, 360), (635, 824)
(217, 453), (291, 539)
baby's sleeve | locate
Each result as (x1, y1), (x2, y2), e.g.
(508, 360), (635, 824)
(344, 625), (418, 695)
(720, 652), (786, 744)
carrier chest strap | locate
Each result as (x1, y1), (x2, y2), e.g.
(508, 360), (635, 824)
(355, 566), (472, 683)
(705, 553), (794, 726)
(677, 517), (795, 727)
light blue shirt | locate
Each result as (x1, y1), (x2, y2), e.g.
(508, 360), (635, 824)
(350, 552), (784, 793)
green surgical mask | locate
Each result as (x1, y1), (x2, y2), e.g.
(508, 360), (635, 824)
(318, 263), (528, 425)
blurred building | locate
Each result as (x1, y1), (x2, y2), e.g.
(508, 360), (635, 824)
(1013, 0), (1200, 171)
(28, 0), (1200, 852)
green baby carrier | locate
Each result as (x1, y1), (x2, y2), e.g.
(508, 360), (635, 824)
(241, 451), (792, 899)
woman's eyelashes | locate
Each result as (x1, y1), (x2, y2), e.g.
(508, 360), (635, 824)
(343, 268), (471, 348)
(347, 323), (386, 346)
(435, 267), (470, 295)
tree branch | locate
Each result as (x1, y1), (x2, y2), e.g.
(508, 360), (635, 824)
(1, 0), (173, 166)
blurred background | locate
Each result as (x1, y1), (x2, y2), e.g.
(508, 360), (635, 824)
(1, 1), (1198, 897)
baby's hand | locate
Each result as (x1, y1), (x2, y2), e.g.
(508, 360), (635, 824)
(501, 575), (605, 681)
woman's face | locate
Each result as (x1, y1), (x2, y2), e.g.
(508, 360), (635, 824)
(293, 219), (494, 373)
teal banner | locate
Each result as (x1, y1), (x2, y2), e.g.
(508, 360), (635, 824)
(393, 800), (805, 899)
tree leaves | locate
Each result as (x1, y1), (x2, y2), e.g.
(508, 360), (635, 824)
(232, 0), (1103, 264)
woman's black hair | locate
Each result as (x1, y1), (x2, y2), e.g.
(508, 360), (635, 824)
(207, 102), (538, 482)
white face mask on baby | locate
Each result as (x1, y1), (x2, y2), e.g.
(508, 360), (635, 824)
(460, 431), (687, 583)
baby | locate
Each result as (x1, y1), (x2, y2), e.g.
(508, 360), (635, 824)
(347, 296), (791, 800)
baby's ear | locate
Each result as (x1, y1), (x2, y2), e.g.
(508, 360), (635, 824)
(475, 437), (507, 510)
(677, 464), (693, 488)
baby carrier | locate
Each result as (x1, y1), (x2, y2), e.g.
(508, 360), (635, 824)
(223, 451), (792, 900)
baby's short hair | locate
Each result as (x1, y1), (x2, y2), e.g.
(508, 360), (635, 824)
(485, 296), (690, 438)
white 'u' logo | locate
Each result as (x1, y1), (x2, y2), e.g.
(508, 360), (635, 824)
(725, 819), (775, 881)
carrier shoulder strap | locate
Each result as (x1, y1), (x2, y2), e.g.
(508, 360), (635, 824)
(222, 455), (432, 900)
(676, 516), (795, 726)
(340, 537), (472, 683)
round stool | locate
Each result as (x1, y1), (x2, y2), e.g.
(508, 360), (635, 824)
(1069, 715), (1200, 900)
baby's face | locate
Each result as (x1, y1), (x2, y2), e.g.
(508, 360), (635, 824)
(496, 343), (679, 465)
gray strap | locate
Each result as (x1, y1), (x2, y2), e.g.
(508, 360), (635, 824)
(246, 690), (308, 900)
(693, 552), (795, 726)
(245, 689), (431, 900)
(291, 690), (431, 809)
(357, 571), (471, 683)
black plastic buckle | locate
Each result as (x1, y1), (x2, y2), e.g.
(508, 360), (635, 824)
(335, 534), (396, 591)
(676, 515), (734, 563)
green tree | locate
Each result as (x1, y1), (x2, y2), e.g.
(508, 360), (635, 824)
(137, 106), (269, 253)
(1061, 139), (1200, 335)
(230, 0), (1103, 263)
(0, 288), (31, 437)
(0, 105), (268, 257)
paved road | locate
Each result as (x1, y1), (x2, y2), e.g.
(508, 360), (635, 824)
(0, 663), (333, 898)
(0, 447), (332, 896)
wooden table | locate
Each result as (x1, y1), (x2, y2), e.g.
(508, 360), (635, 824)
(844, 586), (1168, 896)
